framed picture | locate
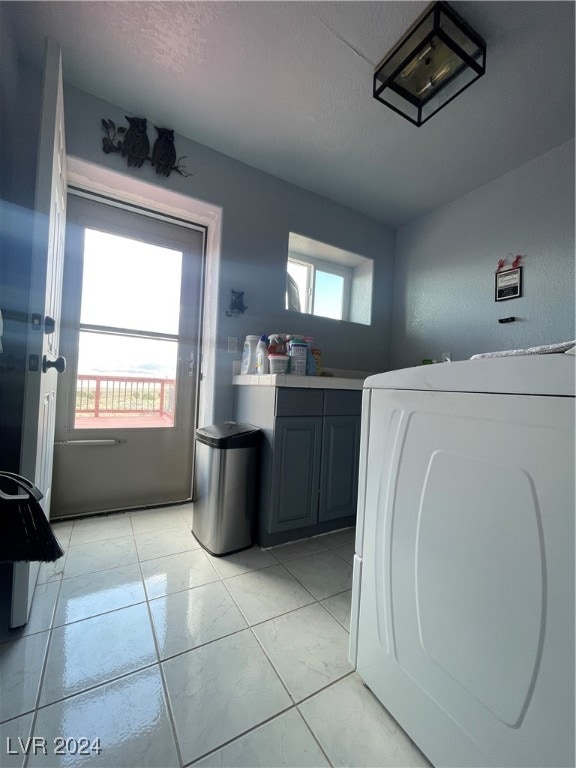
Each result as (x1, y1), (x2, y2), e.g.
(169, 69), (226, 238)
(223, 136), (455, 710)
(495, 266), (522, 301)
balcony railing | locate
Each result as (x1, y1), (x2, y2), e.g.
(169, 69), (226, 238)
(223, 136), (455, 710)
(75, 375), (176, 419)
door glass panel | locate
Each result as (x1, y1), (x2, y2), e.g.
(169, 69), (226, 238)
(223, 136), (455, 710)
(73, 227), (184, 431)
(80, 228), (182, 334)
(75, 332), (178, 429)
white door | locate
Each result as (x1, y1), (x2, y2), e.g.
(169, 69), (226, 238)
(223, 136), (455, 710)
(51, 195), (205, 517)
(12, 41), (67, 627)
(355, 388), (574, 767)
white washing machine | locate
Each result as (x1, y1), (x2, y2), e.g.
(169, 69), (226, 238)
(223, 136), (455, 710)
(350, 354), (575, 768)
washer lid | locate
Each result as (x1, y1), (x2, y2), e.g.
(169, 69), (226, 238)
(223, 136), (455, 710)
(364, 355), (575, 396)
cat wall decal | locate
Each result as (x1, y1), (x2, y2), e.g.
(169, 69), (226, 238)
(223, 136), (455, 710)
(226, 290), (248, 317)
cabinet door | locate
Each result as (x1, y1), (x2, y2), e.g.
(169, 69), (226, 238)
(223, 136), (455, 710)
(269, 417), (322, 533)
(319, 415), (360, 522)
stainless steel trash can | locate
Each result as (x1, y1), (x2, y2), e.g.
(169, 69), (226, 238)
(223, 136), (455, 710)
(192, 422), (260, 556)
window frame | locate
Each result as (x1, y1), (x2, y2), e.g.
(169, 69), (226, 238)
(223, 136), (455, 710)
(287, 256), (312, 314)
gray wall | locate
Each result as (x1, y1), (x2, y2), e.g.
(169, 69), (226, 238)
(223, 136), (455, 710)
(63, 85), (396, 422)
(390, 140), (575, 369)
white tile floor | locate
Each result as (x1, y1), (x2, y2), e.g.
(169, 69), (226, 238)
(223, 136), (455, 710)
(0, 506), (430, 768)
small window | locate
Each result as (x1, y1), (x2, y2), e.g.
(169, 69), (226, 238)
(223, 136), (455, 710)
(286, 233), (372, 325)
(286, 256), (350, 321)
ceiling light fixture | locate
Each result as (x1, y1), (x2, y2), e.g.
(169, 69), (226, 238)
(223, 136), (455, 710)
(373, 1), (486, 126)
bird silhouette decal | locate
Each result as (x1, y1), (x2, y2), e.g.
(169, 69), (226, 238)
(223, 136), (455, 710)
(151, 127), (176, 176)
(121, 116), (150, 168)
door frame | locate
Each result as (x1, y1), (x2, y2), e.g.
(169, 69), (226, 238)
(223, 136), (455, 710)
(66, 157), (222, 432)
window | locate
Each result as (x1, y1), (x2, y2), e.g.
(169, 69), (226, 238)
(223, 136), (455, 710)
(286, 233), (373, 325)
(286, 256), (350, 321)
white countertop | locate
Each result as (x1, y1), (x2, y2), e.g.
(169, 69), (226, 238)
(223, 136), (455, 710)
(233, 373), (367, 390)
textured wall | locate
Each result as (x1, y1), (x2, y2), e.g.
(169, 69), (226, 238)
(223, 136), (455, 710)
(350, 259), (373, 326)
(390, 140), (575, 369)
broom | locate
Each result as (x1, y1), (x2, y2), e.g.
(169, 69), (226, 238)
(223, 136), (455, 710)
(0, 472), (64, 562)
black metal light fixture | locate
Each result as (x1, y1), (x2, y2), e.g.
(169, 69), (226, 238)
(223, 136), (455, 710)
(373, 1), (486, 126)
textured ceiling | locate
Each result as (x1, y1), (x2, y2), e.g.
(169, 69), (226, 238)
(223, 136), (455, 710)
(4, 1), (575, 227)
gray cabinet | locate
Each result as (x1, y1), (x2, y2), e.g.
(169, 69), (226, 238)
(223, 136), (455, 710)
(234, 385), (361, 547)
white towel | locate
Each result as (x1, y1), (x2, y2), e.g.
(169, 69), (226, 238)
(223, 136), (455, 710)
(470, 341), (576, 359)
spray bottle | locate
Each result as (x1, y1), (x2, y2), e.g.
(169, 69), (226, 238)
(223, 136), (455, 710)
(255, 335), (270, 374)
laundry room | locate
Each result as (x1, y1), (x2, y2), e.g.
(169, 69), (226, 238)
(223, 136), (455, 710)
(0, 2), (574, 767)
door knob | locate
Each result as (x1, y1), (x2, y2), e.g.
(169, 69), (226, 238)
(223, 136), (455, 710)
(42, 355), (66, 374)
(44, 315), (56, 334)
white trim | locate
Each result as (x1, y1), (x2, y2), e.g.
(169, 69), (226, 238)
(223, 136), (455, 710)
(66, 156), (222, 428)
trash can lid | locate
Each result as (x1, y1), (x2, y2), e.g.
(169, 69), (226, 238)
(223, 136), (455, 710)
(195, 422), (260, 448)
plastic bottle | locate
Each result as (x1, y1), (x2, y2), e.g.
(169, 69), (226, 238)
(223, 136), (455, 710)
(305, 336), (317, 376)
(240, 335), (260, 375)
(284, 335), (293, 373)
(312, 348), (322, 375)
(268, 334), (287, 355)
(288, 339), (307, 375)
(255, 335), (269, 375)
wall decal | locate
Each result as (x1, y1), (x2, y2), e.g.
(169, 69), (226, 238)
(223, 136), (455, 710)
(226, 290), (248, 317)
(121, 116), (149, 168)
(101, 117), (191, 177)
(496, 254), (524, 272)
(151, 128), (176, 177)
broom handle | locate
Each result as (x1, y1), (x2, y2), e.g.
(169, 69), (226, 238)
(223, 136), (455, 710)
(0, 472), (44, 503)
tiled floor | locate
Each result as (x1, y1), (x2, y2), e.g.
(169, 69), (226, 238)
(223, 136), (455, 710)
(0, 506), (430, 768)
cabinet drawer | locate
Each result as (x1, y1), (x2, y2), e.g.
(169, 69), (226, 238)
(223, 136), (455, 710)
(276, 388), (324, 416)
(323, 390), (362, 416)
